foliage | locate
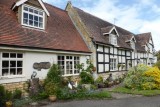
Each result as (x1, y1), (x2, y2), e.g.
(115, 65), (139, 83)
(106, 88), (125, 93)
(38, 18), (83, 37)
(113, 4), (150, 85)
(0, 85), (5, 106)
(154, 61), (160, 69)
(117, 64), (121, 70)
(5, 90), (13, 101)
(12, 89), (22, 99)
(143, 66), (160, 90)
(80, 71), (94, 84)
(155, 50), (160, 61)
(44, 82), (59, 95)
(121, 64), (125, 70)
(123, 64), (150, 89)
(31, 91), (48, 101)
(57, 87), (111, 100)
(77, 60), (94, 73)
(13, 98), (32, 107)
(124, 64), (160, 90)
(78, 60), (94, 84)
(95, 76), (103, 84)
(112, 86), (160, 96)
(44, 64), (62, 96)
(44, 64), (62, 85)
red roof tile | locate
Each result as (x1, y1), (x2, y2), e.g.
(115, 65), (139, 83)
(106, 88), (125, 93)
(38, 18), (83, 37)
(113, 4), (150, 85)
(0, 0), (90, 53)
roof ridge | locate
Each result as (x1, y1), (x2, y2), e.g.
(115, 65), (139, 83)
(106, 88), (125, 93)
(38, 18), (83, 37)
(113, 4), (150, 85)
(74, 6), (134, 35)
(136, 32), (151, 35)
(44, 2), (67, 12)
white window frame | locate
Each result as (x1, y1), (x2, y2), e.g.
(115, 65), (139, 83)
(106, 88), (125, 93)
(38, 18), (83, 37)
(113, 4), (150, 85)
(110, 58), (117, 71)
(58, 55), (80, 76)
(110, 34), (117, 45)
(21, 4), (45, 30)
(0, 52), (24, 78)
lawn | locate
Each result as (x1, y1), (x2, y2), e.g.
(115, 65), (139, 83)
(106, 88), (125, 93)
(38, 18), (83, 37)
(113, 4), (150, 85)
(112, 86), (160, 96)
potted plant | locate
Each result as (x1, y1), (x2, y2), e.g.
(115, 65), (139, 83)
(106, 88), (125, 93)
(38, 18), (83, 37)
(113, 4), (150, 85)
(45, 82), (58, 102)
(117, 64), (121, 71)
(121, 64), (125, 70)
(95, 76), (104, 88)
(92, 67), (96, 72)
(44, 64), (62, 102)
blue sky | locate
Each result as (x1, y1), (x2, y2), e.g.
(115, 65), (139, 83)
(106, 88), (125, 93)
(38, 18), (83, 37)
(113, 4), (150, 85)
(43, 0), (160, 51)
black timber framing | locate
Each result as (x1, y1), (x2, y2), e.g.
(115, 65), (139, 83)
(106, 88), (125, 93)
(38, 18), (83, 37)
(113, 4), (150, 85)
(96, 44), (133, 73)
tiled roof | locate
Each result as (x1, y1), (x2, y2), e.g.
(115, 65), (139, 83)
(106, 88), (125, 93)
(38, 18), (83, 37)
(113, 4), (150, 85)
(136, 32), (151, 46)
(74, 7), (132, 50)
(0, 0), (91, 53)
(101, 26), (114, 34)
(134, 33), (151, 52)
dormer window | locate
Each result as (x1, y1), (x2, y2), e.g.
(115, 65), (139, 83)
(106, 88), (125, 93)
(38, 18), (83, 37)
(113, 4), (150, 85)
(101, 26), (119, 46)
(22, 4), (45, 29)
(109, 34), (117, 45)
(130, 41), (135, 49)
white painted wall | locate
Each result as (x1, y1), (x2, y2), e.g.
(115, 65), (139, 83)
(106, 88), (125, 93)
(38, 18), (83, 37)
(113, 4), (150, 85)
(0, 50), (89, 84)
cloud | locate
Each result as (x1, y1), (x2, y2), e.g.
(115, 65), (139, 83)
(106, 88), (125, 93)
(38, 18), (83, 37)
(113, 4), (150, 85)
(43, 0), (160, 51)
(78, 0), (160, 51)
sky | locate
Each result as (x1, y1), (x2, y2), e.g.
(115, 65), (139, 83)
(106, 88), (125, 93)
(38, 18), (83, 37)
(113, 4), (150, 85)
(43, 0), (160, 51)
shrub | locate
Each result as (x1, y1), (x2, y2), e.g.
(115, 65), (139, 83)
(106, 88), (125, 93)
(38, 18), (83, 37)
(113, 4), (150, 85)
(45, 64), (62, 85)
(80, 71), (94, 84)
(5, 90), (13, 101)
(153, 61), (160, 69)
(44, 82), (59, 95)
(12, 89), (22, 99)
(123, 64), (150, 89)
(143, 67), (160, 89)
(0, 85), (5, 106)
(95, 76), (103, 84)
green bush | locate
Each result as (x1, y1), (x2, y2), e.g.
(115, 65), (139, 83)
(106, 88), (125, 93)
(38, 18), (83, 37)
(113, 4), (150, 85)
(44, 82), (59, 95)
(44, 64), (62, 96)
(80, 71), (94, 84)
(95, 76), (103, 84)
(5, 90), (13, 101)
(12, 89), (22, 99)
(123, 64), (150, 89)
(31, 91), (48, 101)
(0, 85), (5, 106)
(154, 61), (160, 69)
(45, 64), (62, 85)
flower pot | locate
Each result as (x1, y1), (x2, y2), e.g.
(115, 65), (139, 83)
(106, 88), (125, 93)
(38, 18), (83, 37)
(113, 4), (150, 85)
(92, 67), (96, 72)
(49, 95), (57, 102)
(6, 101), (12, 107)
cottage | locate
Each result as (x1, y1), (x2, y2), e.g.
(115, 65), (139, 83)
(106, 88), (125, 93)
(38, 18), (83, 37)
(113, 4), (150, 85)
(66, 2), (156, 78)
(0, 0), (91, 90)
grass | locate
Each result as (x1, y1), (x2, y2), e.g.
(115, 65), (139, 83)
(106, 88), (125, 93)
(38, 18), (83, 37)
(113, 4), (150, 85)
(84, 90), (112, 99)
(58, 89), (112, 100)
(112, 86), (160, 96)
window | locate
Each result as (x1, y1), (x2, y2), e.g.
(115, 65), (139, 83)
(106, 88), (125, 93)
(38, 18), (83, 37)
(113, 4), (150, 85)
(58, 55), (80, 76)
(109, 34), (117, 45)
(1, 53), (23, 76)
(130, 41), (135, 49)
(110, 58), (117, 71)
(22, 4), (44, 29)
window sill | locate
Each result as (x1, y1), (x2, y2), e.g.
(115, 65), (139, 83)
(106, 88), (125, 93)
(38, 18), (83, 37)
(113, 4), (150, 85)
(0, 75), (25, 79)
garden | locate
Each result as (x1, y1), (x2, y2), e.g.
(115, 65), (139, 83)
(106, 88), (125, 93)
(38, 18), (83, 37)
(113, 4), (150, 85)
(1, 59), (160, 107)
(113, 63), (160, 96)
(0, 60), (115, 107)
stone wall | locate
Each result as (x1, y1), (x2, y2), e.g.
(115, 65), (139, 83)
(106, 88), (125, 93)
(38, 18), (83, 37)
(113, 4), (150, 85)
(66, 2), (97, 66)
(98, 71), (127, 81)
(1, 81), (28, 96)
